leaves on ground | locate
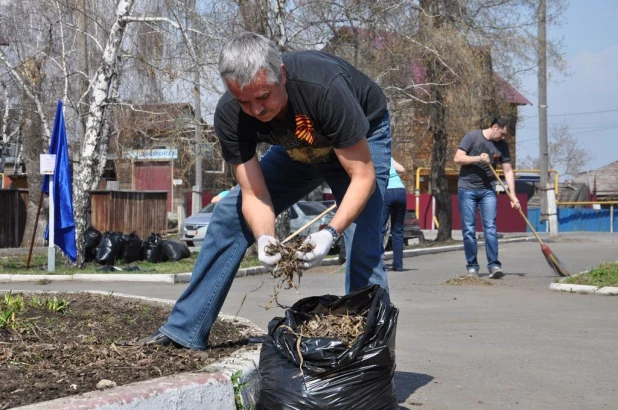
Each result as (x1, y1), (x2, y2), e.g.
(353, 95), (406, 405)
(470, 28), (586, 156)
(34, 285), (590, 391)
(0, 292), (252, 408)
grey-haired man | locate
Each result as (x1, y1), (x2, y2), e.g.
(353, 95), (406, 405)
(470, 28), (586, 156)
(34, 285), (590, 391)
(140, 32), (393, 349)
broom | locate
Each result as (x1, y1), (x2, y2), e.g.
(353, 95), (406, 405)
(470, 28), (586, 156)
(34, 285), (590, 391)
(487, 155), (570, 277)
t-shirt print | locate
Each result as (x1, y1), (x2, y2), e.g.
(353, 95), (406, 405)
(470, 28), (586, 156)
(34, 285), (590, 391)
(255, 114), (336, 163)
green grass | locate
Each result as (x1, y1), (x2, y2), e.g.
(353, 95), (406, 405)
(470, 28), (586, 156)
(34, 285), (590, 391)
(0, 253), (261, 275)
(562, 261), (618, 287)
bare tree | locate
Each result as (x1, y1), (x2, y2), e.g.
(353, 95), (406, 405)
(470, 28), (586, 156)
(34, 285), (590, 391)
(518, 120), (592, 181)
(0, 0), (569, 257)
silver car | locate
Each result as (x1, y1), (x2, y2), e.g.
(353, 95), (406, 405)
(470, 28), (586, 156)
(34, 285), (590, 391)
(179, 203), (215, 247)
(180, 201), (335, 247)
(289, 201), (335, 238)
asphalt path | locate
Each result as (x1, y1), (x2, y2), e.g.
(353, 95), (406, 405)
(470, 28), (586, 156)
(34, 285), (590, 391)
(2, 235), (617, 409)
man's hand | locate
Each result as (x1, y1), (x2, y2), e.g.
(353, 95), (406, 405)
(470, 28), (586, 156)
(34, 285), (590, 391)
(511, 198), (521, 210)
(478, 153), (490, 164)
(296, 230), (334, 269)
(257, 235), (281, 269)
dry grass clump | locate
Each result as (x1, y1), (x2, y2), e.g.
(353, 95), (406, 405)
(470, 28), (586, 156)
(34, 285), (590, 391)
(444, 275), (493, 286)
(262, 238), (314, 309)
(297, 311), (367, 347)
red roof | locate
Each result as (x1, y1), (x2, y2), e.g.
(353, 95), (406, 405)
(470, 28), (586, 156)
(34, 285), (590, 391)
(493, 73), (532, 106)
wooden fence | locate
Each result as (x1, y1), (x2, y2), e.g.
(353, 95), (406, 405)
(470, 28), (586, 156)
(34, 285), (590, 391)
(0, 190), (167, 248)
(0, 189), (29, 248)
(90, 190), (167, 239)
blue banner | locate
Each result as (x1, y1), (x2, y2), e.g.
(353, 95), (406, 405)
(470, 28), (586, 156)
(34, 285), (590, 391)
(43, 100), (76, 262)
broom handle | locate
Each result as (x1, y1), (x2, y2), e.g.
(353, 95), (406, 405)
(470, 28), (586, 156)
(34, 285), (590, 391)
(282, 203), (337, 244)
(487, 160), (546, 246)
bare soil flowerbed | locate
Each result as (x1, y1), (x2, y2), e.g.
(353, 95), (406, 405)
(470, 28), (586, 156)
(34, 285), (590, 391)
(0, 292), (252, 409)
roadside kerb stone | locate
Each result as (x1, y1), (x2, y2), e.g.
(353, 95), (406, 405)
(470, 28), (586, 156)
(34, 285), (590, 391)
(549, 282), (599, 294)
(596, 287), (618, 295)
(0, 274), (74, 283)
(1, 236), (533, 285)
(8, 291), (264, 410)
(550, 276), (618, 296)
(549, 266), (618, 296)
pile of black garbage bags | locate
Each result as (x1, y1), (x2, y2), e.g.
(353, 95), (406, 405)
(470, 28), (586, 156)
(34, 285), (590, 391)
(84, 226), (191, 266)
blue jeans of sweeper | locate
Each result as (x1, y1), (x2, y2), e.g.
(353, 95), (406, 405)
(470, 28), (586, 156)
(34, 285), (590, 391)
(159, 113), (392, 349)
(457, 188), (501, 272)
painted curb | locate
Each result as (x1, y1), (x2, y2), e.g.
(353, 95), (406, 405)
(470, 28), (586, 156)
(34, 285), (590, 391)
(8, 291), (265, 410)
(549, 283), (599, 294)
(550, 282), (618, 296)
(596, 287), (618, 295)
(550, 267), (618, 296)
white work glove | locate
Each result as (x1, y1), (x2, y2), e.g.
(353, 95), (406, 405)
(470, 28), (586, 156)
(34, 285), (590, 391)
(296, 230), (334, 269)
(257, 235), (281, 270)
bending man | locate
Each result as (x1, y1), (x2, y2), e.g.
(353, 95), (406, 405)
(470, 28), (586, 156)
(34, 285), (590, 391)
(140, 32), (392, 349)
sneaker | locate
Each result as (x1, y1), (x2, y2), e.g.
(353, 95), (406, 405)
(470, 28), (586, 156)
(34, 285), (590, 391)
(467, 268), (479, 277)
(488, 266), (504, 279)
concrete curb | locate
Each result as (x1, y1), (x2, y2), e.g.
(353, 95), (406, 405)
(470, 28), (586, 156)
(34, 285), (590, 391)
(550, 282), (618, 296)
(1, 236), (533, 284)
(549, 266), (618, 296)
(10, 291), (264, 410)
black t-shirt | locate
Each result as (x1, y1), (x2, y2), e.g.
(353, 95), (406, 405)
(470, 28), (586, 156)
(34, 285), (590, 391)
(457, 129), (512, 190)
(214, 50), (387, 164)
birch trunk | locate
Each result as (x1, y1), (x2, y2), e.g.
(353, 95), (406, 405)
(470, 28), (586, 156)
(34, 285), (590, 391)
(19, 72), (49, 248)
(73, 0), (136, 266)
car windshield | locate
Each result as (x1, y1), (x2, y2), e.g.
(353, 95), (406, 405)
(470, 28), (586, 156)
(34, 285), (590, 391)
(296, 201), (328, 215)
(198, 203), (216, 214)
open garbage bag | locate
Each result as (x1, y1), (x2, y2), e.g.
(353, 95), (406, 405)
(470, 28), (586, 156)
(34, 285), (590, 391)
(256, 284), (399, 410)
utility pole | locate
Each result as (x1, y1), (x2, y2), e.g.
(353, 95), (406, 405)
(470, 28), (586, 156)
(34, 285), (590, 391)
(538, 0), (548, 221)
(537, 0), (558, 235)
(189, 0), (202, 216)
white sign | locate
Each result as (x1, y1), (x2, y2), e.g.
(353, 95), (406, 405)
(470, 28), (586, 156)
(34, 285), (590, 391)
(173, 179), (183, 186)
(40, 154), (56, 175)
(123, 148), (178, 160)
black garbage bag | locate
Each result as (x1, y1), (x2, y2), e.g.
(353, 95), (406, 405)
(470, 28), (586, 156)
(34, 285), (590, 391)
(95, 232), (124, 266)
(142, 233), (164, 263)
(162, 240), (191, 261)
(84, 226), (102, 262)
(256, 284), (399, 410)
(121, 232), (143, 263)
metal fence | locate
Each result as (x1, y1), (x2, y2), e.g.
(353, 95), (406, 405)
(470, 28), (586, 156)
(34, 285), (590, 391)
(528, 207), (618, 233)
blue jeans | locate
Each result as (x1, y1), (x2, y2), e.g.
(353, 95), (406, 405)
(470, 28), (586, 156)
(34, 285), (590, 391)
(160, 113), (392, 349)
(457, 188), (501, 271)
(381, 188), (407, 270)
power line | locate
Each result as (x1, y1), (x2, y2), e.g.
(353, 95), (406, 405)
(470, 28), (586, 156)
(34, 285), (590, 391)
(526, 108), (618, 118)
(571, 124), (618, 136)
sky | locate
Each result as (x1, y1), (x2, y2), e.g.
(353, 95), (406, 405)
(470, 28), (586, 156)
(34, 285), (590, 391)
(515, 0), (618, 176)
